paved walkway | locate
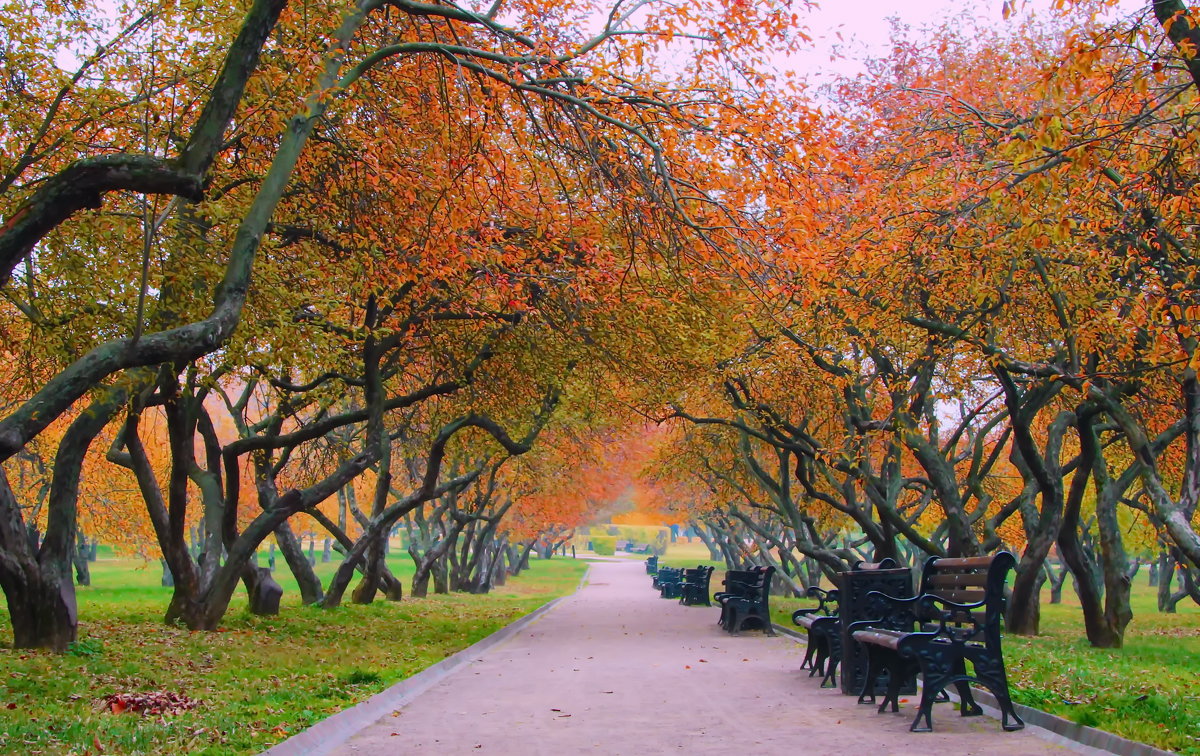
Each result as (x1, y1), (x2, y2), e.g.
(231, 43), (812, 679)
(329, 560), (1100, 755)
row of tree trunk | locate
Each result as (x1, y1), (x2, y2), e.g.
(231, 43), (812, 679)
(689, 510), (1200, 643)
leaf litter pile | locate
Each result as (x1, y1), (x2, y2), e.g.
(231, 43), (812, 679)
(102, 691), (201, 716)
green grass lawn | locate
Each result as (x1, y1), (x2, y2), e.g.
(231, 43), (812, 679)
(1003, 588), (1200, 754)
(765, 566), (1200, 755)
(0, 553), (587, 755)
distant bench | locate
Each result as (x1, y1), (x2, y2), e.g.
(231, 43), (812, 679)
(679, 565), (714, 606)
(716, 565), (776, 636)
(849, 552), (1024, 733)
(651, 564), (712, 603)
(653, 566), (684, 599)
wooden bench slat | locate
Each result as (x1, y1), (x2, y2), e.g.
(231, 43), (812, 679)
(852, 628), (907, 651)
(931, 555), (995, 569)
(928, 573), (989, 588)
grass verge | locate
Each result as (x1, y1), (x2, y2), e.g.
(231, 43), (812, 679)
(0, 555), (587, 755)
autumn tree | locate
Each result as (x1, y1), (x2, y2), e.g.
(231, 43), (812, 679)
(0, 0), (809, 648)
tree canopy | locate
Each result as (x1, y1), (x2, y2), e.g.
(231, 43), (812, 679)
(3, 0), (1200, 653)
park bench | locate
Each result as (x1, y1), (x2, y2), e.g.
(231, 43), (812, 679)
(655, 566), (684, 598)
(713, 566), (765, 606)
(651, 564), (675, 589)
(679, 565), (714, 606)
(792, 558), (898, 689)
(645, 555), (659, 574)
(717, 565), (776, 636)
(848, 551), (1024, 733)
(793, 586), (839, 685)
(713, 566), (763, 627)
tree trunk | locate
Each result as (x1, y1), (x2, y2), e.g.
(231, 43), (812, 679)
(489, 540), (509, 588)
(1126, 559), (1142, 583)
(1006, 564), (1045, 635)
(492, 553), (508, 587)
(351, 530), (387, 604)
(241, 565), (283, 615)
(0, 391), (120, 651)
(0, 568), (78, 651)
(1002, 402), (1074, 636)
(1059, 509), (1114, 643)
(803, 556), (822, 592)
(165, 591), (216, 630)
(432, 555), (449, 594)
(352, 316), (391, 606)
(411, 563), (432, 598)
(692, 521), (723, 561)
(73, 535), (91, 587)
(1161, 559), (1200, 611)
(274, 522), (323, 604)
(1062, 413), (1132, 647)
(380, 570), (403, 601)
(1158, 552), (1176, 612)
(0, 468), (76, 650)
(1048, 561), (1068, 604)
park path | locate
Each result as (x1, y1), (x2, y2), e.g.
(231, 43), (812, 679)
(328, 559), (1098, 755)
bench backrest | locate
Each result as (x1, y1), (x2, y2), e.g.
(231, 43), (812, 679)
(917, 551), (1015, 640)
(722, 567), (759, 583)
(721, 566), (767, 596)
(657, 566), (683, 583)
(736, 565), (775, 608)
(756, 565), (776, 605)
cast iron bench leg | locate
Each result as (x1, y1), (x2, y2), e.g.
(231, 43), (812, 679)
(857, 645), (883, 706)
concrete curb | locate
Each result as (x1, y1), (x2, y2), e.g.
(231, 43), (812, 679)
(772, 623), (1178, 756)
(955, 687), (1178, 756)
(262, 584), (583, 756)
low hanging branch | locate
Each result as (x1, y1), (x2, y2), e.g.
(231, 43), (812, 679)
(0, 0), (288, 288)
(1154, 0), (1200, 93)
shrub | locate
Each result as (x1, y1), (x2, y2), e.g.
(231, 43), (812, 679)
(591, 536), (616, 555)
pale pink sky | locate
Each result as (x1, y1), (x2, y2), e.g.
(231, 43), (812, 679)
(788, 0), (1147, 81)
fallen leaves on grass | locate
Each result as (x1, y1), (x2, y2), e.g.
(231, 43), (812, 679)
(101, 690), (201, 716)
